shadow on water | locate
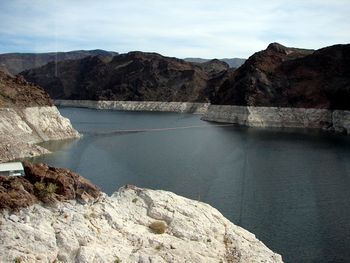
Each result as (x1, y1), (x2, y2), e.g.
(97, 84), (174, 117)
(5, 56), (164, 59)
(24, 107), (350, 263)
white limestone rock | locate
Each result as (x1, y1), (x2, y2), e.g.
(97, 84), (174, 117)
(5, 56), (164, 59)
(0, 187), (283, 263)
(0, 106), (80, 162)
(55, 100), (210, 114)
(202, 105), (350, 134)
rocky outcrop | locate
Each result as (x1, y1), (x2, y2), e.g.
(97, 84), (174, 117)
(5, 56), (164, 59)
(0, 70), (53, 108)
(20, 52), (230, 102)
(0, 49), (117, 75)
(0, 174), (283, 262)
(55, 100), (210, 114)
(0, 106), (80, 162)
(0, 162), (100, 211)
(212, 43), (350, 110)
(202, 105), (350, 134)
(0, 70), (80, 162)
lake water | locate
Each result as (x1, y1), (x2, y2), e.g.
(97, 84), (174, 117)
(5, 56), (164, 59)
(27, 107), (350, 263)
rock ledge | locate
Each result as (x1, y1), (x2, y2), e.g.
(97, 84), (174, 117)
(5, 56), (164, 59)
(0, 170), (283, 262)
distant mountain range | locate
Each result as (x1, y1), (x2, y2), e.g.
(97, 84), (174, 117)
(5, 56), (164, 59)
(21, 52), (231, 102)
(0, 49), (118, 75)
(184, 57), (246, 68)
(1, 43), (349, 110)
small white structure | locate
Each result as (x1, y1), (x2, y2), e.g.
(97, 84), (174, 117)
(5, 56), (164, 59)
(0, 162), (25, 176)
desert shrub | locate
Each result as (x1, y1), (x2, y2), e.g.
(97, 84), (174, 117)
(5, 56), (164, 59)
(34, 182), (45, 191)
(149, 221), (167, 234)
(34, 182), (57, 198)
(46, 183), (58, 195)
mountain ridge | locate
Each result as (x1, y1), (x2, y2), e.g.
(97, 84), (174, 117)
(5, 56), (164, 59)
(21, 51), (231, 102)
(0, 49), (118, 75)
(212, 43), (350, 110)
(184, 57), (246, 68)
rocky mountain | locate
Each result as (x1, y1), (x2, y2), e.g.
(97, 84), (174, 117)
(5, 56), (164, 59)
(184, 57), (246, 68)
(21, 52), (231, 102)
(0, 70), (53, 107)
(212, 43), (350, 110)
(0, 49), (118, 75)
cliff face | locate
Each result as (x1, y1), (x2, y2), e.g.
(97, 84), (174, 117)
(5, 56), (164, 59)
(0, 163), (283, 263)
(0, 71), (53, 107)
(0, 49), (117, 75)
(212, 43), (350, 110)
(20, 52), (230, 102)
(0, 70), (79, 162)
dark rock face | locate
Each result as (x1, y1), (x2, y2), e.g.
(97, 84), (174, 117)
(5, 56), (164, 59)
(21, 52), (231, 102)
(212, 43), (350, 110)
(0, 49), (118, 75)
(0, 162), (100, 210)
(0, 70), (53, 107)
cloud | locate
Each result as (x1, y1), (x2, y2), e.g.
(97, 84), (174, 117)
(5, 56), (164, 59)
(0, 0), (349, 58)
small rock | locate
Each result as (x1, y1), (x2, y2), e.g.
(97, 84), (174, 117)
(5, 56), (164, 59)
(23, 215), (30, 223)
(9, 214), (19, 222)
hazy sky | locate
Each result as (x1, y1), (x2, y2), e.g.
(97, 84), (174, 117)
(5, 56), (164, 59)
(0, 0), (349, 58)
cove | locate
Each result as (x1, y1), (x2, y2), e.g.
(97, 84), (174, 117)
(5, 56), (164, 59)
(27, 107), (350, 263)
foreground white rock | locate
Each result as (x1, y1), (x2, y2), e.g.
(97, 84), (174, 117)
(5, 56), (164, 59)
(0, 186), (283, 263)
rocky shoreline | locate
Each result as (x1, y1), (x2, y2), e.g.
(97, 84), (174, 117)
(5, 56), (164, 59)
(0, 163), (283, 263)
(202, 105), (350, 134)
(55, 100), (210, 114)
(0, 106), (80, 162)
(55, 100), (350, 134)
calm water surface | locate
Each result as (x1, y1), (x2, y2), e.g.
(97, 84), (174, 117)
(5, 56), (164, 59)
(27, 107), (350, 263)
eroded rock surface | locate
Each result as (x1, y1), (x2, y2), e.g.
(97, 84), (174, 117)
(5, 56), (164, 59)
(0, 106), (80, 162)
(0, 69), (80, 162)
(0, 183), (283, 263)
(202, 105), (350, 134)
(55, 100), (210, 114)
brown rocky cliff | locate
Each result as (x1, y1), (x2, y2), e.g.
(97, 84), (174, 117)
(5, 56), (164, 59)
(20, 52), (230, 103)
(0, 162), (100, 211)
(212, 43), (350, 110)
(0, 70), (53, 107)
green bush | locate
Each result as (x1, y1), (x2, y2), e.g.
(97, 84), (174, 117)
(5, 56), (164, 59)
(34, 182), (58, 197)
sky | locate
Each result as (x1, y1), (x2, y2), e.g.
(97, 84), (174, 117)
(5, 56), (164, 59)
(0, 0), (349, 58)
